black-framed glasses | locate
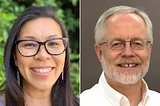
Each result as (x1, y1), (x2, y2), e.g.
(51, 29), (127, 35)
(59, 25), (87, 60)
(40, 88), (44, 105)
(15, 37), (68, 57)
(99, 38), (151, 50)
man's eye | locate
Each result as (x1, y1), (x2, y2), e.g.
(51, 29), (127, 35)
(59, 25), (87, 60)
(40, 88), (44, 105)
(112, 42), (123, 46)
(113, 43), (120, 46)
(133, 42), (143, 46)
(135, 43), (142, 45)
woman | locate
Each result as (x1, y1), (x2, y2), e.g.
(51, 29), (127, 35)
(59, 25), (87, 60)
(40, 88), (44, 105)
(0, 6), (79, 106)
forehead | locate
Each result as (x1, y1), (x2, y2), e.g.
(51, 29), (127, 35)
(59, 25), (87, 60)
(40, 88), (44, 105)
(18, 17), (62, 40)
(107, 13), (144, 23)
(103, 13), (147, 40)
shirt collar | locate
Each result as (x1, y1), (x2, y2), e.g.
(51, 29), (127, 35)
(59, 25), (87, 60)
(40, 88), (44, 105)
(140, 79), (150, 105)
(98, 71), (149, 106)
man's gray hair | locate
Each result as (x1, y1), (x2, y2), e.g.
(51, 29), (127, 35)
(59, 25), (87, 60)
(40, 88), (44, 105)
(95, 6), (153, 44)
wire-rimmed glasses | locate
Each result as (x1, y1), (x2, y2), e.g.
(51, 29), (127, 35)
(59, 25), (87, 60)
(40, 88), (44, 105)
(99, 38), (151, 50)
(15, 37), (68, 57)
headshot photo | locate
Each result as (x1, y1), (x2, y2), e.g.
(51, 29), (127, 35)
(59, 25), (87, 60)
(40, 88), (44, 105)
(81, 0), (160, 106)
(0, 1), (79, 106)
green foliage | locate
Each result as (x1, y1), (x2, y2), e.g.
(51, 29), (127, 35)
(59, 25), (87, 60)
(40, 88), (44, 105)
(70, 50), (79, 96)
(0, 0), (79, 96)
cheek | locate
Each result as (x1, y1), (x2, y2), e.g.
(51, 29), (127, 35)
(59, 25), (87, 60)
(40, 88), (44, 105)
(137, 50), (150, 62)
(16, 49), (27, 67)
(16, 54), (31, 73)
(103, 50), (120, 64)
(15, 56), (32, 82)
(53, 52), (66, 69)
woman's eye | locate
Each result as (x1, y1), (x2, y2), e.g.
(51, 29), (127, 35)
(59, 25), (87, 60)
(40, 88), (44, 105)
(24, 43), (35, 47)
(48, 42), (58, 46)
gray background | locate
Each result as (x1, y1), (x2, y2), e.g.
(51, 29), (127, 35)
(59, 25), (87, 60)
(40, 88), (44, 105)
(81, 0), (160, 93)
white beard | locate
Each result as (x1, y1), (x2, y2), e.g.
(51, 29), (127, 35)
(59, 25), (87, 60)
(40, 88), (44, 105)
(101, 54), (150, 85)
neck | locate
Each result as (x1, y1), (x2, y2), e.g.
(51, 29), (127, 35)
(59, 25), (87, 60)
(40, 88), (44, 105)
(23, 81), (52, 106)
(105, 74), (142, 106)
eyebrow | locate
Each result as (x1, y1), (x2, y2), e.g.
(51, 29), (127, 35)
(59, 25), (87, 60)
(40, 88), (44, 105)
(21, 36), (36, 40)
(111, 38), (124, 41)
(47, 34), (60, 39)
(20, 34), (60, 40)
(111, 37), (145, 40)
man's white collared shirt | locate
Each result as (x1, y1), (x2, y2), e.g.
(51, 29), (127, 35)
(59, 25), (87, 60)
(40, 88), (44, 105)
(80, 72), (160, 106)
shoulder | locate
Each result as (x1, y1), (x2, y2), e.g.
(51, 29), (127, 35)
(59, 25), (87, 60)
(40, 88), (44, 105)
(81, 84), (100, 97)
(0, 99), (3, 106)
(147, 90), (160, 104)
(80, 84), (101, 106)
(148, 90), (160, 98)
(0, 93), (5, 106)
(73, 95), (79, 106)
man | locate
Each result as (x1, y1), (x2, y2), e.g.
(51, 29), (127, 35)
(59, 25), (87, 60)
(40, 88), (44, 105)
(81, 6), (160, 106)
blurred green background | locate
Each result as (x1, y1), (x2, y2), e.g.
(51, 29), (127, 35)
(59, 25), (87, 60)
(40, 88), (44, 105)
(0, 0), (79, 96)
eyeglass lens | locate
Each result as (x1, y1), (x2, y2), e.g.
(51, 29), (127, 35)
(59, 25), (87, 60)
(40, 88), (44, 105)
(17, 38), (67, 56)
(107, 38), (148, 50)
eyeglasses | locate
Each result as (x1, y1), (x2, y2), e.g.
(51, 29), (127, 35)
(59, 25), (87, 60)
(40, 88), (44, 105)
(99, 38), (151, 50)
(15, 37), (68, 57)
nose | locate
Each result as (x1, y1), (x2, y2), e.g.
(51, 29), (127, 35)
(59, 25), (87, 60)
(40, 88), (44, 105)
(34, 45), (51, 60)
(120, 42), (135, 57)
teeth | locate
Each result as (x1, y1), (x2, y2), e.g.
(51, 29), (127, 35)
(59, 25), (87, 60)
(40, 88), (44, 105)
(120, 64), (136, 67)
(121, 64), (128, 67)
(129, 64), (136, 67)
(32, 68), (52, 73)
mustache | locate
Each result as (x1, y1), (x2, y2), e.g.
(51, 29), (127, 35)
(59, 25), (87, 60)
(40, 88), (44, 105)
(114, 57), (143, 64)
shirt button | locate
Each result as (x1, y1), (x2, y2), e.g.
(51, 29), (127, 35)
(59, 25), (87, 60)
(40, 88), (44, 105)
(120, 96), (130, 106)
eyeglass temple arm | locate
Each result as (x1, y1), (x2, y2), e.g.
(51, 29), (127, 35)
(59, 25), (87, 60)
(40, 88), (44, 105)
(99, 41), (107, 45)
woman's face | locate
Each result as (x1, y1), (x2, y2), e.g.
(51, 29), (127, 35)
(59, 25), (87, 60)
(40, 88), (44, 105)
(13, 18), (66, 91)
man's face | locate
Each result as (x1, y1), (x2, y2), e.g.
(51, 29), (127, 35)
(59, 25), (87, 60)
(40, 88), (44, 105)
(95, 13), (152, 85)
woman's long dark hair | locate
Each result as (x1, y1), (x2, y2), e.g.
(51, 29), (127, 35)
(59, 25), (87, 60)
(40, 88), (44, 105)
(0, 6), (79, 106)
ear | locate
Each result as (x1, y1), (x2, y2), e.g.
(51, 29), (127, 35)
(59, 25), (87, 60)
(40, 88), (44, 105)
(12, 51), (18, 66)
(94, 44), (102, 63)
(149, 43), (153, 58)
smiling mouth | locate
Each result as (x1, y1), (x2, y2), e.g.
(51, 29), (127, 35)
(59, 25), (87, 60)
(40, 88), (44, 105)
(118, 64), (138, 67)
(32, 68), (53, 73)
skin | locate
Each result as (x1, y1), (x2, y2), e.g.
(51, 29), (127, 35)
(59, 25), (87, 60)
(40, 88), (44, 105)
(13, 18), (65, 106)
(94, 13), (153, 106)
